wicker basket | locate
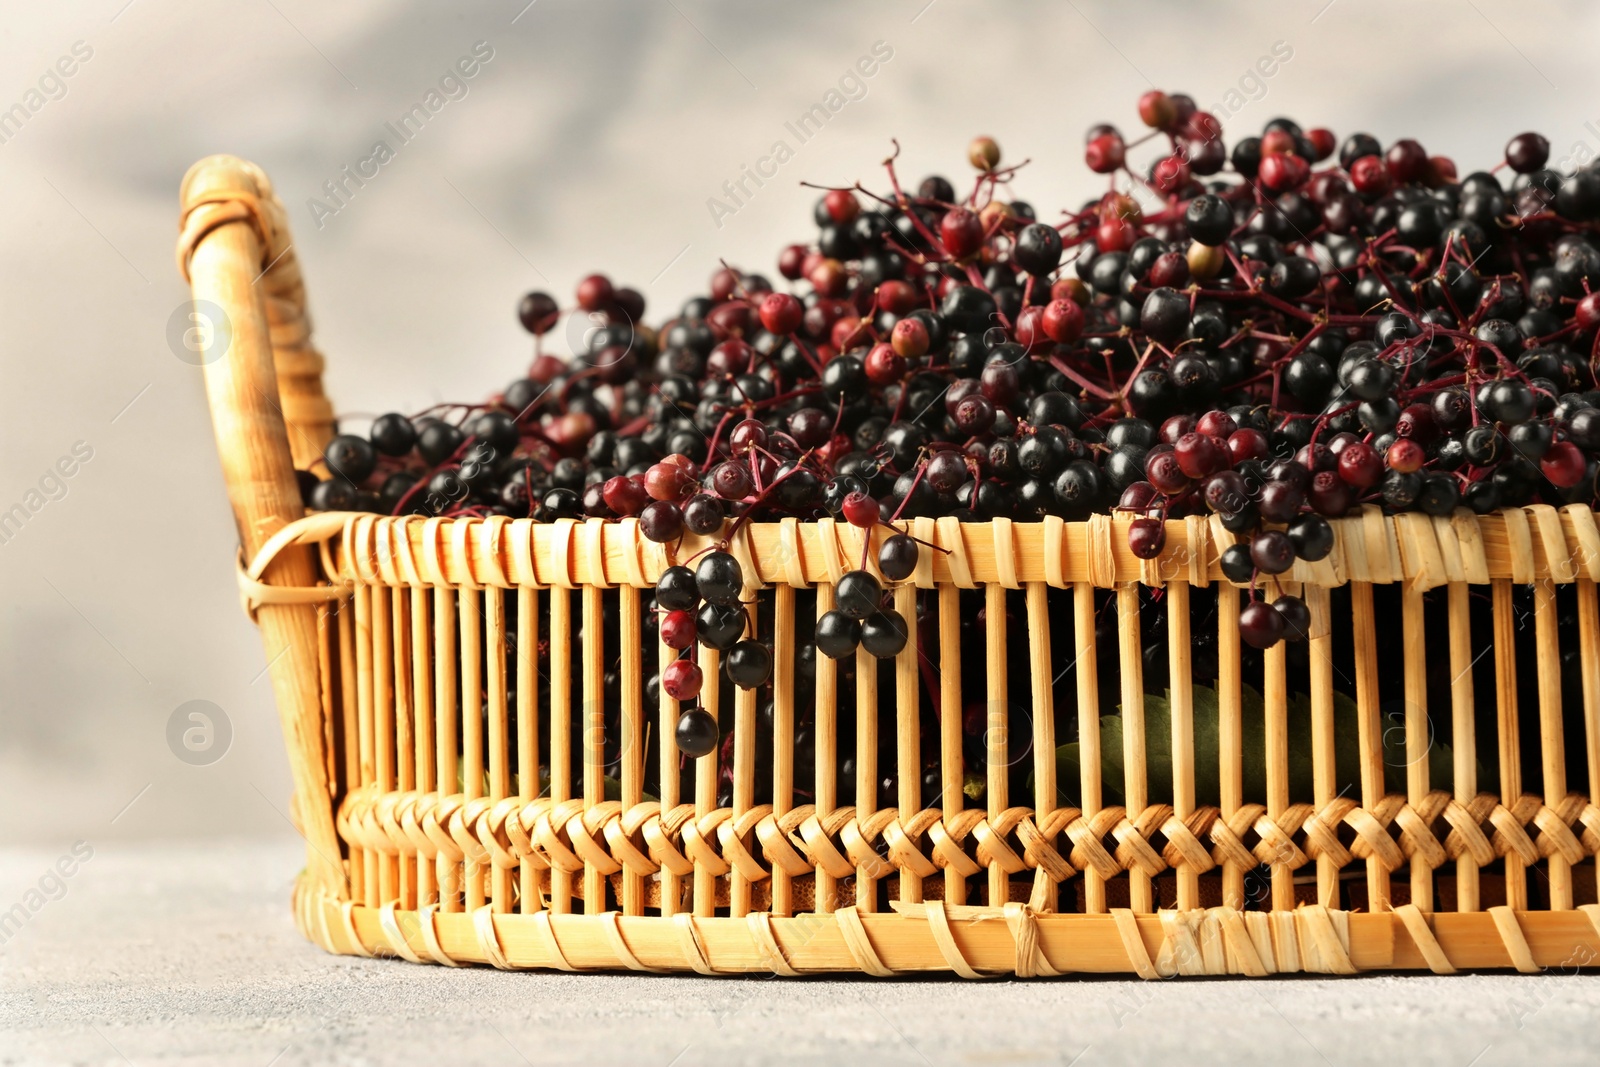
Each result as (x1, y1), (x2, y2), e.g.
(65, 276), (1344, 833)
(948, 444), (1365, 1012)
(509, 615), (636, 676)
(182, 154), (1600, 978)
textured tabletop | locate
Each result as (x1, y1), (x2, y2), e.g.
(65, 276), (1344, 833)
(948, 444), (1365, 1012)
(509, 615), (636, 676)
(1, 838), (1597, 1066)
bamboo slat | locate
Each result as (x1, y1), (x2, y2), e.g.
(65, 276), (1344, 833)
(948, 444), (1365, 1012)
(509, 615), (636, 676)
(516, 586), (539, 915)
(461, 588), (485, 912)
(434, 588), (459, 911)
(939, 584), (965, 908)
(815, 583), (839, 915)
(1263, 587), (1292, 912)
(619, 586), (644, 916)
(985, 583), (1008, 907)
(1027, 582), (1057, 911)
(486, 587), (511, 912)
(1117, 584), (1151, 913)
(1351, 583), (1388, 910)
(549, 588), (573, 914)
(856, 640), (880, 911)
(1493, 580), (1527, 912)
(1402, 584), (1432, 911)
(1076, 581), (1104, 913)
(895, 583), (922, 906)
(1447, 582), (1478, 912)
(1307, 584), (1337, 906)
(771, 583), (796, 917)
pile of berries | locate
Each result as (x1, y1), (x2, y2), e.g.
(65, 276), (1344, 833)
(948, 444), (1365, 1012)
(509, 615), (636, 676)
(308, 88), (1600, 689)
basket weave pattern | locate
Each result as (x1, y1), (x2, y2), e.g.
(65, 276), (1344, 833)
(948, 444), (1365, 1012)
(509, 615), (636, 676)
(188, 155), (1600, 977)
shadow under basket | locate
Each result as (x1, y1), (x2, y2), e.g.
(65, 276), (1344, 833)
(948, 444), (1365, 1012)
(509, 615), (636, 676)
(184, 154), (1600, 978)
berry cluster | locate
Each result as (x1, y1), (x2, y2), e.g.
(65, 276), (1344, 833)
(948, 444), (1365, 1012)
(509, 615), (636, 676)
(306, 91), (1600, 657)
(650, 550), (776, 757)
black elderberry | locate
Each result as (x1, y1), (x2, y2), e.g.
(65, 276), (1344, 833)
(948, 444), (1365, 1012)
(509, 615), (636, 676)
(695, 552), (744, 605)
(726, 640), (773, 688)
(370, 413), (418, 457)
(860, 610), (909, 658)
(815, 610), (862, 659)
(324, 434), (377, 484)
(835, 570), (882, 619)
(656, 565), (700, 611)
(697, 600), (746, 652)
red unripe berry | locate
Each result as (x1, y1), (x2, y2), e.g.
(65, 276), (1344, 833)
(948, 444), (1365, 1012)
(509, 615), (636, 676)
(954, 393), (996, 435)
(1386, 439), (1426, 474)
(759, 292), (803, 335)
(864, 342), (907, 385)
(1148, 250), (1190, 289)
(841, 491), (879, 528)
(824, 188), (860, 224)
(1137, 90), (1177, 131)
(706, 338), (751, 377)
(1337, 442), (1384, 489)
(808, 258), (847, 297)
(1542, 441), (1587, 488)
(945, 378), (981, 414)
(712, 460), (753, 500)
(1174, 432), (1227, 478)
(662, 659), (703, 701)
(528, 353), (566, 383)
(1196, 410), (1237, 439)
(1259, 152), (1310, 192)
(1145, 450), (1190, 494)
(1308, 469), (1353, 516)
(1152, 155), (1190, 194)
(831, 314), (867, 351)
(1227, 428), (1270, 465)
(777, 243), (808, 280)
(1385, 138), (1429, 184)
(575, 274), (614, 312)
(1051, 277), (1090, 305)
(709, 267), (742, 302)
(645, 461), (695, 501)
(1260, 128), (1297, 157)
(891, 317), (930, 359)
(1307, 127), (1336, 162)
(706, 299), (753, 337)
(940, 207), (984, 259)
(546, 412), (595, 452)
(1308, 171), (1351, 204)
(1013, 305), (1048, 353)
(1185, 111), (1223, 144)
(729, 420), (767, 455)
(1576, 292), (1600, 331)
(1085, 132), (1126, 173)
(1128, 517), (1167, 559)
(660, 610), (697, 651)
(1095, 217), (1135, 252)
(1396, 403), (1437, 442)
(1349, 155), (1391, 196)
(1042, 298), (1085, 343)
(800, 250), (826, 280)
(602, 475), (648, 516)
(876, 279), (918, 316)
(1160, 415), (1197, 446)
(1426, 155), (1457, 187)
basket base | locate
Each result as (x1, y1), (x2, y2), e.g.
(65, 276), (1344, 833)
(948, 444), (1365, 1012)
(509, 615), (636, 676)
(293, 873), (1600, 977)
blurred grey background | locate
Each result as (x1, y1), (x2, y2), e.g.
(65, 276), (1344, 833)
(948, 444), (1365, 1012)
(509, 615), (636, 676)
(2, 0), (1598, 849)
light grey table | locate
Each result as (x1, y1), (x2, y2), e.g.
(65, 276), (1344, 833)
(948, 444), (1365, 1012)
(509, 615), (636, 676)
(1, 838), (1595, 1066)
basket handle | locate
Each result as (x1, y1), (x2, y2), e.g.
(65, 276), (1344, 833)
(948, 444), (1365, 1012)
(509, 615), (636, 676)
(178, 155), (334, 474)
(177, 154), (344, 893)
